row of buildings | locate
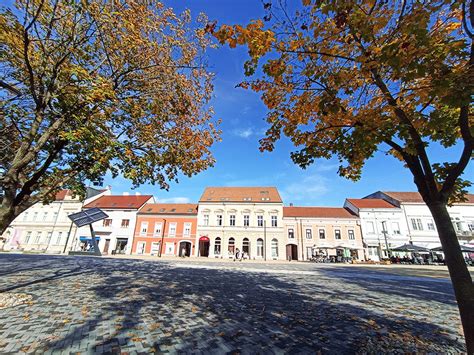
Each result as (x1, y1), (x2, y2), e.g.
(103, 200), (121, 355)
(1, 187), (473, 261)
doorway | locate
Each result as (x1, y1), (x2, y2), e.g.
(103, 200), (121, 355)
(286, 244), (298, 261)
(115, 238), (128, 254)
(179, 241), (192, 257)
(199, 236), (210, 257)
(137, 241), (146, 255)
(103, 239), (110, 254)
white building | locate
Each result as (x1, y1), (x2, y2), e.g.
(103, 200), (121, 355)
(364, 191), (474, 248)
(74, 194), (154, 255)
(344, 198), (409, 261)
(0, 187), (109, 253)
(196, 187), (285, 260)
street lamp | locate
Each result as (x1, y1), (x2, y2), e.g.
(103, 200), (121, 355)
(159, 219), (167, 257)
(381, 221), (391, 259)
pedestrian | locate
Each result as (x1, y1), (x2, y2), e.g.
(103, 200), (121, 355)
(234, 248), (240, 261)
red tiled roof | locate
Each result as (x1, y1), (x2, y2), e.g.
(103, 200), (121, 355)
(346, 199), (396, 209)
(284, 207), (356, 218)
(383, 191), (474, 204)
(200, 187), (282, 203)
(55, 190), (71, 200)
(139, 203), (197, 215)
(84, 195), (153, 209)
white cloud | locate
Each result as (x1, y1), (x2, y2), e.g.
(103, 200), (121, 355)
(280, 173), (330, 204)
(158, 197), (191, 203)
(233, 128), (254, 138)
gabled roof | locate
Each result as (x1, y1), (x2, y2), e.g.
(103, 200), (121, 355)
(138, 203), (198, 215)
(199, 187), (282, 203)
(84, 195), (153, 209)
(284, 207), (356, 218)
(55, 190), (72, 201)
(346, 198), (396, 209)
(382, 191), (474, 204)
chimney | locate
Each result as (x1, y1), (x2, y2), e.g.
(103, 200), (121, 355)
(289, 203), (293, 206)
(135, 192), (141, 196)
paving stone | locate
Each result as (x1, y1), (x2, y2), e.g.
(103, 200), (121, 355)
(0, 254), (469, 354)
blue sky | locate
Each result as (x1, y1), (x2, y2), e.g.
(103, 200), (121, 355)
(103, 0), (473, 206)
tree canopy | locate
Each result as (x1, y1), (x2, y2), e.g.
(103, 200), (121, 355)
(0, 0), (220, 229)
(213, 0), (472, 204)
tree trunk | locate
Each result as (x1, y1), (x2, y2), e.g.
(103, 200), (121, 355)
(428, 201), (474, 354)
(0, 205), (16, 236)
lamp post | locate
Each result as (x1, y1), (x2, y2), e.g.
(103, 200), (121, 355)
(381, 221), (391, 259)
(159, 219), (166, 257)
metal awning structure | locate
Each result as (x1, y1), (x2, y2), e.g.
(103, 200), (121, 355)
(68, 208), (109, 227)
(67, 208), (108, 256)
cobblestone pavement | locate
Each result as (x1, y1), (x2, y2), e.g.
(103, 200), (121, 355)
(0, 254), (468, 354)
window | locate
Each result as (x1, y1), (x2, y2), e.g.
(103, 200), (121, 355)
(33, 212), (38, 221)
(306, 228), (312, 239)
(103, 219), (112, 227)
(257, 238), (264, 257)
(45, 232), (52, 245)
(24, 231), (32, 244)
(257, 215), (263, 227)
(319, 229), (326, 239)
(366, 221), (374, 233)
(121, 219), (130, 228)
(335, 229), (341, 239)
(392, 222), (401, 234)
(271, 215), (277, 227)
(203, 214), (209, 226)
(243, 238), (250, 255)
(271, 239), (279, 258)
(348, 230), (355, 240)
(23, 212), (29, 221)
(53, 212), (58, 221)
(55, 232), (63, 245)
(229, 215), (236, 226)
(468, 223), (474, 232)
(228, 237), (235, 254)
(411, 218), (423, 231)
(34, 232), (42, 244)
(288, 228), (294, 239)
(169, 223), (177, 236)
(42, 212), (48, 221)
(154, 223), (162, 236)
(217, 215), (223, 226)
(427, 219), (436, 231)
(214, 237), (221, 255)
(140, 222), (148, 235)
(244, 215), (250, 227)
(184, 223), (192, 236)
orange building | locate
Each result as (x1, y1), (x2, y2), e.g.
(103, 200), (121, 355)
(131, 203), (198, 257)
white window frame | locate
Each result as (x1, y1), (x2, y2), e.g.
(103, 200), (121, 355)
(169, 222), (177, 236)
(306, 228), (312, 239)
(154, 223), (163, 236)
(257, 215), (263, 227)
(243, 215), (250, 227)
(184, 223), (192, 236)
(203, 214), (209, 226)
(217, 215), (223, 226)
(288, 228), (294, 239)
(140, 222), (148, 235)
(348, 229), (355, 240)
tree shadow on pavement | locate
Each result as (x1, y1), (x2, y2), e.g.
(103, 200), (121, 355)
(0, 255), (466, 354)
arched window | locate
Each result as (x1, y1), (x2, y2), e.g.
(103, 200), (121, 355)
(257, 238), (264, 257)
(271, 239), (279, 258)
(228, 237), (235, 255)
(243, 238), (250, 256)
(214, 237), (221, 255)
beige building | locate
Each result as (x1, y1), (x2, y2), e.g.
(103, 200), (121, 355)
(1, 187), (108, 253)
(283, 206), (364, 261)
(196, 187), (286, 260)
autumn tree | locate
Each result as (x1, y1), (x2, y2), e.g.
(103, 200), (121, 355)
(213, 0), (474, 351)
(0, 0), (219, 233)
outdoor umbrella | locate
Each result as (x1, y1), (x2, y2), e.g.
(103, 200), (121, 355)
(392, 243), (430, 252)
(431, 245), (474, 253)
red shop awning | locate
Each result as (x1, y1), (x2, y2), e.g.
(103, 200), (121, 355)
(199, 236), (210, 242)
